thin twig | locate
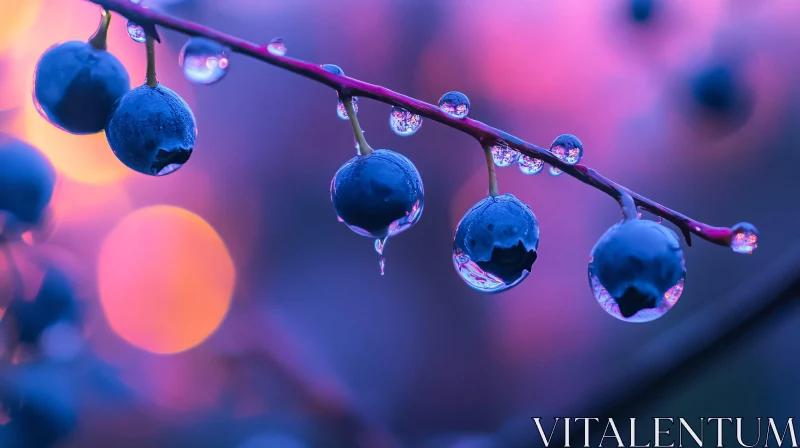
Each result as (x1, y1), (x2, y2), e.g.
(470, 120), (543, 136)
(145, 36), (158, 87)
(482, 145), (499, 197)
(86, 0), (747, 248)
(343, 97), (373, 156)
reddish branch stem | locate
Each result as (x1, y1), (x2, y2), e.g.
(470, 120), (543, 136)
(88, 0), (743, 248)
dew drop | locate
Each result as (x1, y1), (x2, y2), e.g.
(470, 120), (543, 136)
(452, 249), (520, 293)
(379, 257), (386, 276)
(322, 64), (344, 76)
(337, 97), (358, 120)
(548, 144), (566, 176)
(389, 106), (422, 136)
(438, 91), (470, 119)
(127, 20), (147, 43)
(549, 166), (562, 176)
(490, 145), (520, 167)
(267, 37), (287, 56)
(179, 37), (231, 85)
(374, 236), (388, 255)
(518, 155), (543, 175)
(730, 222), (758, 254)
(589, 265), (685, 323)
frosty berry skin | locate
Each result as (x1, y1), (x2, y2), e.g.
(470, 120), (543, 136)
(589, 219), (686, 322)
(331, 149), (424, 239)
(33, 10), (130, 135)
(453, 194), (539, 293)
(0, 134), (56, 225)
(105, 84), (196, 176)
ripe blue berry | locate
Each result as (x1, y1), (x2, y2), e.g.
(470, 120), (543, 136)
(33, 41), (131, 135)
(588, 219), (686, 322)
(3, 267), (81, 345)
(105, 84), (196, 176)
(453, 194), (539, 293)
(687, 61), (753, 132)
(0, 134), (56, 225)
(629, 0), (658, 23)
(331, 149), (424, 239)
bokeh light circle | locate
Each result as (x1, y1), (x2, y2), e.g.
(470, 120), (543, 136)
(98, 205), (235, 354)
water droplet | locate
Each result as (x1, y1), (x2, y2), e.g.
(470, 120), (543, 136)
(550, 134), (584, 166)
(589, 266), (685, 323)
(438, 91), (470, 119)
(730, 222), (758, 254)
(179, 37), (231, 85)
(549, 166), (562, 176)
(389, 106), (422, 136)
(518, 155), (543, 175)
(452, 249), (522, 293)
(374, 236), (388, 255)
(657, 216), (663, 224)
(379, 257), (386, 275)
(322, 64), (344, 76)
(127, 20), (146, 43)
(490, 145), (520, 167)
(267, 37), (287, 56)
(337, 97), (358, 120)
(637, 207), (643, 219)
(548, 144), (566, 176)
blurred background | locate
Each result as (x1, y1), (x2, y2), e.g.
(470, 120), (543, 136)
(0, 0), (799, 446)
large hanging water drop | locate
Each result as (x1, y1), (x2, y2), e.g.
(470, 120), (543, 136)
(730, 222), (758, 254)
(374, 237), (388, 255)
(518, 155), (543, 175)
(491, 145), (520, 167)
(589, 267), (685, 323)
(179, 37), (230, 85)
(127, 21), (146, 43)
(337, 96), (358, 120)
(452, 249), (517, 293)
(389, 106), (422, 136)
(438, 91), (470, 119)
(267, 37), (287, 56)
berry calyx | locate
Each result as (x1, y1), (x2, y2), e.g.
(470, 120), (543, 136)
(453, 194), (539, 293)
(331, 149), (424, 239)
(589, 219), (686, 322)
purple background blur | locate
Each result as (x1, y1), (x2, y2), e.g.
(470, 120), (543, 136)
(1, 0), (799, 446)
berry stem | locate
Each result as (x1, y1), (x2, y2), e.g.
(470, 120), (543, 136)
(88, 8), (112, 51)
(145, 36), (158, 88)
(87, 0), (752, 249)
(482, 144), (499, 197)
(343, 97), (373, 156)
(617, 189), (637, 221)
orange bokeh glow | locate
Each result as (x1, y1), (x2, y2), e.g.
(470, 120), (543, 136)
(0, 0), (42, 52)
(98, 206), (235, 354)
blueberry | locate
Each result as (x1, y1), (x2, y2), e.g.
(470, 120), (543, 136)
(331, 149), (424, 239)
(3, 266), (81, 345)
(629, 0), (658, 23)
(686, 61), (753, 132)
(0, 134), (56, 225)
(589, 219), (686, 322)
(33, 41), (131, 135)
(453, 194), (539, 293)
(105, 84), (196, 176)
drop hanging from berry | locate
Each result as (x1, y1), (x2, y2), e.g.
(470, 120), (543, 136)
(105, 35), (197, 176)
(331, 96), (425, 275)
(33, 8), (131, 135)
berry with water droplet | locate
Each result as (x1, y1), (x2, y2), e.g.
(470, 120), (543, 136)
(33, 41), (131, 134)
(491, 145), (520, 167)
(438, 91), (470, 119)
(518, 155), (543, 175)
(729, 222), (757, 254)
(0, 134), (56, 226)
(322, 64), (344, 75)
(453, 194), (539, 293)
(105, 84), (196, 176)
(588, 219), (686, 322)
(267, 37), (287, 56)
(179, 37), (230, 85)
(337, 96), (358, 120)
(331, 149), (424, 239)
(127, 21), (147, 43)
(389, 106), (422, 136)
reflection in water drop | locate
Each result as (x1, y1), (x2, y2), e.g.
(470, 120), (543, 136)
(518, 155), (543, 175)
(438, 91), (470, 118)
(379, 257), (385, 276)
(730, 222), (758, 254)
(452, 249), (524, 293)
(267, 37), (287, 56)
(127, 21), (146, 43)
(374, 236), (388, 255)
(337, 97), (358, 120)
(179, 37), (231, 85)
(490, 145), (520, 167)
(588, 266), (685, 323)
(389, 106), (422, 136)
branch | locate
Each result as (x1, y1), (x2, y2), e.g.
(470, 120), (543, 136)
(89, 0), (743, 248)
